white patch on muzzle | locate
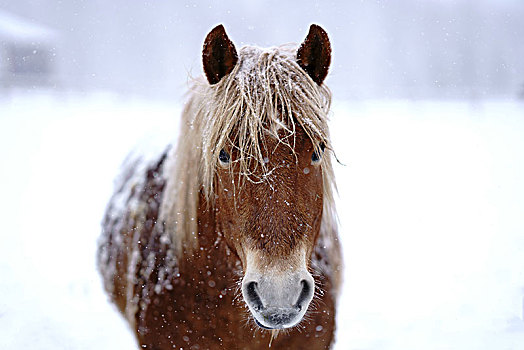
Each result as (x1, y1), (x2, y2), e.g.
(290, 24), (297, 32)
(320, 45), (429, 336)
(241, 250), (315, 329)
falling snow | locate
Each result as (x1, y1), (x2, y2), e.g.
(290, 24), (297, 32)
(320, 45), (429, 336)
(1, 93), (524, 350)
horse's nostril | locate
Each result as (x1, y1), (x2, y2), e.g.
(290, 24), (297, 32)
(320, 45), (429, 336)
(295, 279), (313, 311)
(246, 281), (264, 311)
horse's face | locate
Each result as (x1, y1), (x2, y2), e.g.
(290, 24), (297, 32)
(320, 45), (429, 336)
(215, 128), (324, 329)
(203, 24), (331, 330)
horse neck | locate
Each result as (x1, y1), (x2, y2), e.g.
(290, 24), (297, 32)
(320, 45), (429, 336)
(170, 189), (242, 296)
(179, 190), (238, 264)
(195, 190), (217, 249)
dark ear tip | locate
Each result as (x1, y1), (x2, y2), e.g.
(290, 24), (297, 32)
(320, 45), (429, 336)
(309, 24), (327, 36)
(205, 24), (226, 43)
(211, 24), (225, 34)
(307, 24), (330, 49)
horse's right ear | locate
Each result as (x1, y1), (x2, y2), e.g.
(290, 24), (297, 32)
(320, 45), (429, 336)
(202, 25), (238, 85)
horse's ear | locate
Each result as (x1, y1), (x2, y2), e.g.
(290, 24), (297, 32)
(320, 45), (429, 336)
(202, 24), (238, 85)
(297, 24), (331, 85)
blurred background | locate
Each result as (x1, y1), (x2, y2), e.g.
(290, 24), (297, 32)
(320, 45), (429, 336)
(1, 1), (524, 349)
(1, 0), (524, 100)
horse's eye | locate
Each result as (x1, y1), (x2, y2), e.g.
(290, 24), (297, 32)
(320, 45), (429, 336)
(219, 149), (230, 166)
(311, 143), (325, 165)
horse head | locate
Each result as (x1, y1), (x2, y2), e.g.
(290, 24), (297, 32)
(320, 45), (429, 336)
(202, 24), (333, 330)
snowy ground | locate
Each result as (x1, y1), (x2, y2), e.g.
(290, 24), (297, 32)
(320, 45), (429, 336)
(0, 92), (523, 349)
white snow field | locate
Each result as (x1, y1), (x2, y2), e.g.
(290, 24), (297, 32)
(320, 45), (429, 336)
(0, 92), (523, 349)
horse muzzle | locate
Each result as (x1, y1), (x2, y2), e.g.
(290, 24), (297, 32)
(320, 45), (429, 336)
(241, 265), (315, 329)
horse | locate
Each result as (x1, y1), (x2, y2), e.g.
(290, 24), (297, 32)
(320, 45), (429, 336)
(97, 24), (342, 349)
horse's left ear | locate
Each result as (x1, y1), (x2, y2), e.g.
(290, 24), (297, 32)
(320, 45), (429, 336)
(203, 24), (238, 85)
(297, 24), (331, 85)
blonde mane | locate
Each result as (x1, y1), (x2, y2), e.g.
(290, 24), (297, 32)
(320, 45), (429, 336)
(160, 44), (337, 255)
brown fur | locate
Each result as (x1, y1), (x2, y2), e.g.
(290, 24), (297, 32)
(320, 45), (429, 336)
(98, 24), (342, 349)
(216, 128), (324, 261)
